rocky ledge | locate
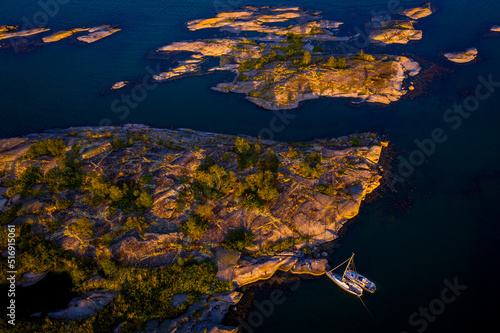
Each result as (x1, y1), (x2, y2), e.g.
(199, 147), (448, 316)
(444, 48), (478, 63)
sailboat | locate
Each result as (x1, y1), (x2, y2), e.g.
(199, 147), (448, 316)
(326, 253), (363, 297)
(327, 253), (376, 296)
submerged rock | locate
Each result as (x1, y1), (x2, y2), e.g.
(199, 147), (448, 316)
(77, 25), (120, 43)
(444, 48), (478, 63)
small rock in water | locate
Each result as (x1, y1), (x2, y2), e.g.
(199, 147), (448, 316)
(444, 48), (478, 63)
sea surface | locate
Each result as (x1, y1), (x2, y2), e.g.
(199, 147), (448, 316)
(1, 1), (500, 332)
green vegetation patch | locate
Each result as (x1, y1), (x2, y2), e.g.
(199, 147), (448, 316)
(193, 160), (237, 200)
(314, 184), (336, 197)
(84, 175), (153, 215)
(9, 166), (43, 198)
(222, 230), (255, 252)
(180, 214), (209, 241)
(237, 170), (279, 211)
(297, 152), (323, 179)
(326, 56), (347, 69)
(24, 138), (66, 159)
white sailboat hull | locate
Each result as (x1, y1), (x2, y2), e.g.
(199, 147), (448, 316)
(326, 271), (363, 297)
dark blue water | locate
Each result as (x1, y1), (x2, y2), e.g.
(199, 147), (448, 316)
(2, 1), (500, 332)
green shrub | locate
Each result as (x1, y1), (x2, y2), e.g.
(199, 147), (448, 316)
(84, 174), (153, 214)
(234, 137), (251, 154)
(234, 137), (259, 170)
(180, 215), (209, 241)
(312, 45), (324, 52)
(239, 74), (250, 82)
(111, 137), (133, 150)
(179, 176), (190, 184)
(97, 232), (116, 247)
(24, 138), (66, 159)
(260, 149), (281, 173)
(240, 191), (264, 210)
(305, 152), (322, 164)
(315, 184), (336, 196)
(303, 51), (311, 65)
(100, 258), (118, 278)
(222, 230), (255, 252)
(355, 51), (375, 62)
(175, 200), (186, 212)
(45, 164), (84, 192)
(286, 147), (300, 158)
(238, 170), (279, 210)
(193, 164), (236, 200)
(195, 204), (213, 219)
(297, 152), (323, 179)
(349, 136), (362, 146)
(326, 56), (347, 69)
(54, 196), (74, 210)
(46, 219), (62, 232)
(124, 217), (149, 237)
(12, 166), (43, 197)
(16, 234), (95, 284)
(68, 217), (94, 238)
(139, 174), (153, 185)
(135, 192), (154, 214)
(297, 162), (323, 179)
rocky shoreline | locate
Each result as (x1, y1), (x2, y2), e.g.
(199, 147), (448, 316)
(0, 124), (386, 331)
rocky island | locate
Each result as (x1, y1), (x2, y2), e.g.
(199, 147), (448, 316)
(0, 124), (386, 332)
(77, 25), (121, 44)
(444, 48), (478, 63)
(142, 6), (421, 109)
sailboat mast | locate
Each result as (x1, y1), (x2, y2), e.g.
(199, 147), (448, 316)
(342, 253), (355, 280)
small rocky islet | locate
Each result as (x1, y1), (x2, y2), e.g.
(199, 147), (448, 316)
(0, 24), (120, 47)
(444, 47), (478, 63)
(0, 124), (386, 331)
